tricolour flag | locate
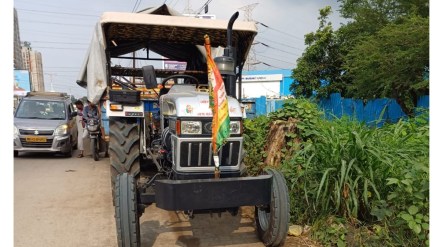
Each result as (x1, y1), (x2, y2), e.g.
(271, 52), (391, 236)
(204, 34), (230, 172)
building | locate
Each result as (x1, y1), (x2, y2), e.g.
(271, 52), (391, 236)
(14, 8), (24, 69)
(240, 69), (294, 98)
(22, 43), (45, 92)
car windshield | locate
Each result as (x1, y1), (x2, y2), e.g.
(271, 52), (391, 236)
(15, 100), (66, 120)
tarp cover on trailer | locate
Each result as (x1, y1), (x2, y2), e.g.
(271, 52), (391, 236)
(77, 4), (257, 104)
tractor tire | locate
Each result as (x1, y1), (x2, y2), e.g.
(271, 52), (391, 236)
(110, 118), (140, 201)
(255, 168), (290, 247)
(115, 173), (140, 247)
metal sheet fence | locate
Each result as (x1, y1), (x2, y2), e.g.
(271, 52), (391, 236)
(242, 94), (429, 126)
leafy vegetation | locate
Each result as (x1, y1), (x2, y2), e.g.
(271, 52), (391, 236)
(243, 99), (429, 246)
(291, 0), (429, 116)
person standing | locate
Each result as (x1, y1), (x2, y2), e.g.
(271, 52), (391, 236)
(83, 100), (99, 123)
(74, 100), (85, 158)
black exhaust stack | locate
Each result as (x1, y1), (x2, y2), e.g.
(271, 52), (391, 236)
(214, 12), (239, 98)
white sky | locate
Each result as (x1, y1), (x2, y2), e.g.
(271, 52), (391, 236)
(13, 0), (345, 99)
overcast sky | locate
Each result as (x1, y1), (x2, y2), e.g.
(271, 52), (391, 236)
(14, 0), (345, 98)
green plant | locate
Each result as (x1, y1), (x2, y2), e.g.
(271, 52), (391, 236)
(243, 98), (429, 246)
(268, 97), (321, 140)
(243, 115), (271, 176)
(282, 110), (429, 245)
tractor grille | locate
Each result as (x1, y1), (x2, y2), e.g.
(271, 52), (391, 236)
(179, 141), (240, 167)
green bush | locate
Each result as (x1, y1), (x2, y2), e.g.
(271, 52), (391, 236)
(243, 99), (429, 246)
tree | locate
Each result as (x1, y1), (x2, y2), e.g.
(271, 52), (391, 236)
(291, 7), (348, 98)
(344, 16), (429, 115)
(291, 0), (429, 116)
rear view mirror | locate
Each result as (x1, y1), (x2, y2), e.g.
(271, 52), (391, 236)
(142, 65), (158, 89)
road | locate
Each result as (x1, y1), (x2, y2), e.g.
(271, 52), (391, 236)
(14, 151), (266, 247)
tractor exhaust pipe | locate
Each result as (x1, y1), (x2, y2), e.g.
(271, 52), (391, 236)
(215, 12), (239, 98)
(226, 12), (239, 57)
(225, 12), (239, 98)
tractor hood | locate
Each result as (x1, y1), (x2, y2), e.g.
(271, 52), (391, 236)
(160, 85), (242, 118)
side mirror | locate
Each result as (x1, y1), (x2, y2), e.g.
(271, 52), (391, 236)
(71, 112), (78, 117)
(142, 65), (158, 89)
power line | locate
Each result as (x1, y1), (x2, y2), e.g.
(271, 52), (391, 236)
(257, 36), (304, 51)
(256, 21), (303, 41)
(254, 45), (298, 62)
(20, 19), (93, 27)
(31, 46), (87, 50)
(30, 41), (89, 45)
(15, 0), (99, 14)
(257, 53), (295, 65)
(17, 8), (99, 17)
(20, 29), (91, 40)
(255, 42), (301, 56)
(132, 0), (142, 12)
(196, 0), (214, 15)
(259, 61), (288, 70)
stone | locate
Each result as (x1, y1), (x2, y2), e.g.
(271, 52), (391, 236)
(288, 225), (303, 236)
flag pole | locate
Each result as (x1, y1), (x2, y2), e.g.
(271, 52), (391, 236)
(204, 34), (231, 179)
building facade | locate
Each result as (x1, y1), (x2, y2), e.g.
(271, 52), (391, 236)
(240, 69), (293, 98)
(14, 8), (24, 69)
(22, 44), (45, 92)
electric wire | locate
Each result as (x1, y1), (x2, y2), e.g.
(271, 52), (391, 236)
(196, 0), (213, 15)
(20, 19), (93, 27)
(257, 36), (304, 51)
(254, 42), (301, 56)
(16, 8), (99, 17)
(255, 21), (303, 41)
(257, 54), (295, 66)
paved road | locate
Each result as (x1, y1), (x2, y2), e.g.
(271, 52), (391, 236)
(14, 151), (266, 247)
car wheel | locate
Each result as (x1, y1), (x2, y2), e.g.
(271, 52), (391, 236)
(14, 151), (19, 157)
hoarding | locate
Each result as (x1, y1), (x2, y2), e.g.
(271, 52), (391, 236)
(14, 70), (31, 96)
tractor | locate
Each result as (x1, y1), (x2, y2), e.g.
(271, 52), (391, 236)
(77, 4), (290, 246)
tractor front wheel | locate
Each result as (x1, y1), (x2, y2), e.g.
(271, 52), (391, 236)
(109, 118), (140, 201)
(115, 173), (141, 247)
(255, 168), (290, 247)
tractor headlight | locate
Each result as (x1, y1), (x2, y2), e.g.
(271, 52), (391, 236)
(54, 124), (68, 136)
(229, 121), (242, 135)
(180, 121), (202, 135)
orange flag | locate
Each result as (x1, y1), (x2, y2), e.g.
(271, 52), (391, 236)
(204, 35), (230, 177)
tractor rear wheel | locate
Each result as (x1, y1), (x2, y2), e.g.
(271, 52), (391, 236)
(109, 118), (140, 201)
(255, 168), (290, 247)
(115, 173), (141, 247)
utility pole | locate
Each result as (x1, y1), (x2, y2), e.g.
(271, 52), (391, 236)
(239, 3), (259, 71)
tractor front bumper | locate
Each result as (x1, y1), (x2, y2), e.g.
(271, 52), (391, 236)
(144, 175), (272, 211)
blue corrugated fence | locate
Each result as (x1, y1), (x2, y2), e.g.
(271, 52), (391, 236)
(243, 93), (429, 126)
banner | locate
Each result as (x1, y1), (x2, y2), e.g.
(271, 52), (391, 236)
(204, 34), (230, 155)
